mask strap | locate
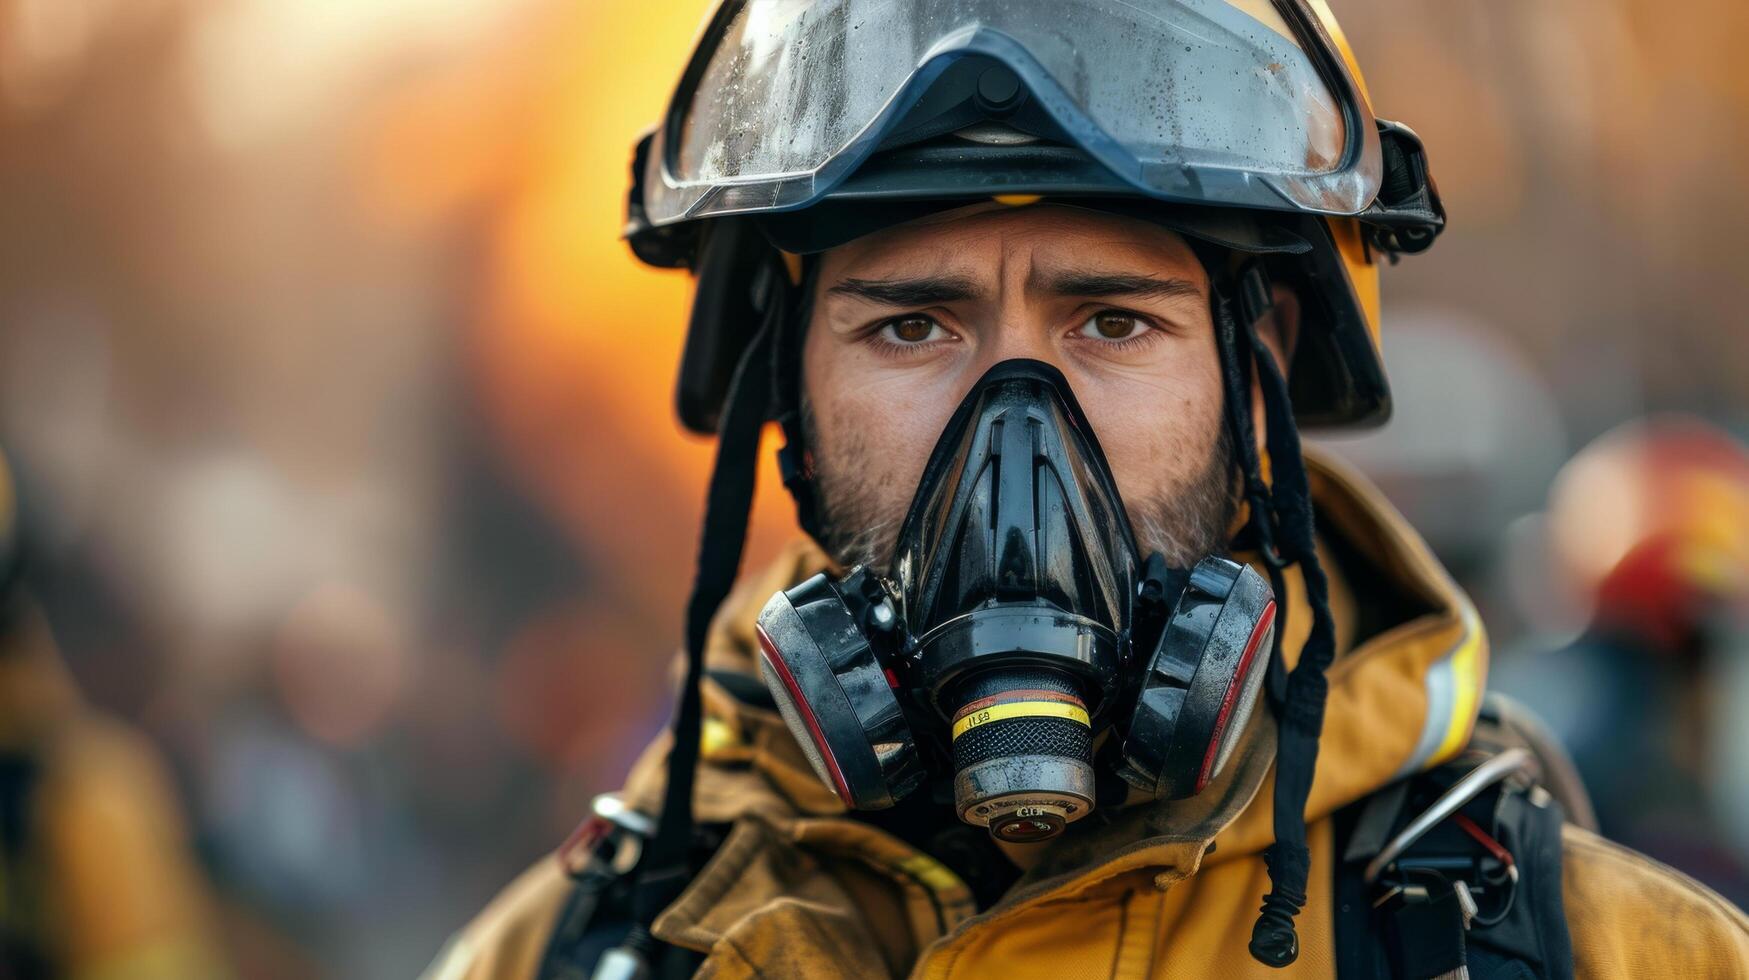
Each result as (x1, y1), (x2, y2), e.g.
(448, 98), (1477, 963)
(618, 262), (783, 963)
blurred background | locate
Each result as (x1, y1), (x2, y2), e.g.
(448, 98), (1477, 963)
(0, 0), (1744, 976)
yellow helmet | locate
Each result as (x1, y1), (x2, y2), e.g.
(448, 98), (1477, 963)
(625, 0), (1443, 432)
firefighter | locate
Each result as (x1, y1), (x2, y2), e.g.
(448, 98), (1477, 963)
(428, 2), (1749, 977)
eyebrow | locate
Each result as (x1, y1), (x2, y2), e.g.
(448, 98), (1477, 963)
(1030, 269), (1204, 302)
(827, 274), (983, 306)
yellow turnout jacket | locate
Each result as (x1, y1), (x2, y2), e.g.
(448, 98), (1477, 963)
(427, 451), (1749, 979)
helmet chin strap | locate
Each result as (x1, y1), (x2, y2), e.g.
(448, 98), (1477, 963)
(1214, 262), (1339, 969)
(773, 258), (826, 548)
(614, 260), (786, 969)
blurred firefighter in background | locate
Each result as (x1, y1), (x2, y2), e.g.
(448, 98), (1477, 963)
(0, 448), (230, 979)
(1495, 418), (1749, 905)
(425, 1), (1749, 978)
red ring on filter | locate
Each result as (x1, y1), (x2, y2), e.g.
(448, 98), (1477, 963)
(756, 623), (854, 805)
(1196, 600), (1276, 793)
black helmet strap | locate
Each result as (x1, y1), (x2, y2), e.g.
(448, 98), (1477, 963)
(1213, 262), (1339, 968)
(773, 259), (825, 545)
(619, 259), (786, 962)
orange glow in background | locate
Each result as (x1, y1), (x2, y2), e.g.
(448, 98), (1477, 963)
(2, 1), (1747, 976)
(364, 0), (800, 641)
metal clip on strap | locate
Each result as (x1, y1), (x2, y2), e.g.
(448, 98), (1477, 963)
(1363, 748), (1533, 884)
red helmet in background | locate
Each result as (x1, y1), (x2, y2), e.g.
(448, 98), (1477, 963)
(1547, 416), (1749, 653)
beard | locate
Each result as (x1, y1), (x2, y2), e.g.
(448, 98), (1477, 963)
(801, 395), (1238, 573)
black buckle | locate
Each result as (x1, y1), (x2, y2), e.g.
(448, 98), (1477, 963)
(557, 794), (656, 882)
(1374, 876), (1476, 979)
(1236, 261), (1275, 332)
(625, 128), (698, 269)
(1363, 119), (1445, 258)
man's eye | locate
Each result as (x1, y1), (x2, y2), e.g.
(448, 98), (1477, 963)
(879, 316), (948, 344)
(1079, 311), (1151, 342)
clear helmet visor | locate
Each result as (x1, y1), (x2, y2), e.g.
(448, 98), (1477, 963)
(644, 0), (1378, 225)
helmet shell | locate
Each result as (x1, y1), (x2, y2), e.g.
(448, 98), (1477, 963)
(626, 0), (1443, 432)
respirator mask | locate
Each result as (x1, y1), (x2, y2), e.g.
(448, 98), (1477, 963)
(756, 360), (1276, 842)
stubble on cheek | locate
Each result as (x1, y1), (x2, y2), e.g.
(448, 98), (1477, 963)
(799, 392), (914, 572)
(1126, 420), (1239, 568)
(804, 384), (1239, 573)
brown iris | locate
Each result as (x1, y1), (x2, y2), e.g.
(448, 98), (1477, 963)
(889, 316), (936, 342)
(1092, 311), (1138, 339)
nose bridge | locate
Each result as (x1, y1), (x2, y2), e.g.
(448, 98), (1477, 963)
(975, 243), (1062, 371)
(982, 320), (1057, 367)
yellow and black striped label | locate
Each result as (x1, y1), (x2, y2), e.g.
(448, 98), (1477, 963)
(951, 698), (1090, 740)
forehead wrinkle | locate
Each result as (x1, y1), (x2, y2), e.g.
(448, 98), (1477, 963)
(1073, 232), (1206, 273)
(826, 241), (991, 296)
(1018, 230), (1206, 291)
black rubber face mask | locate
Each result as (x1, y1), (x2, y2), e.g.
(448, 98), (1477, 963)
(757, 359), (1277, 842)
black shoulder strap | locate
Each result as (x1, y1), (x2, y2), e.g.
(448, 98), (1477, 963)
(1334, 751), (1575, 980)
(536, 803), (713, 980)
(537, 877), (703, 980)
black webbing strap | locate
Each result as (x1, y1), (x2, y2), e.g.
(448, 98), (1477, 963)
(1248, 310), (1340, 967)
(772, 261), (824, 544)
(1213, 277), (1290, 710)
(1212, 262), (1341, 968)
(1390, 882), (1471, 978)
(624, 274), (783, 949)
